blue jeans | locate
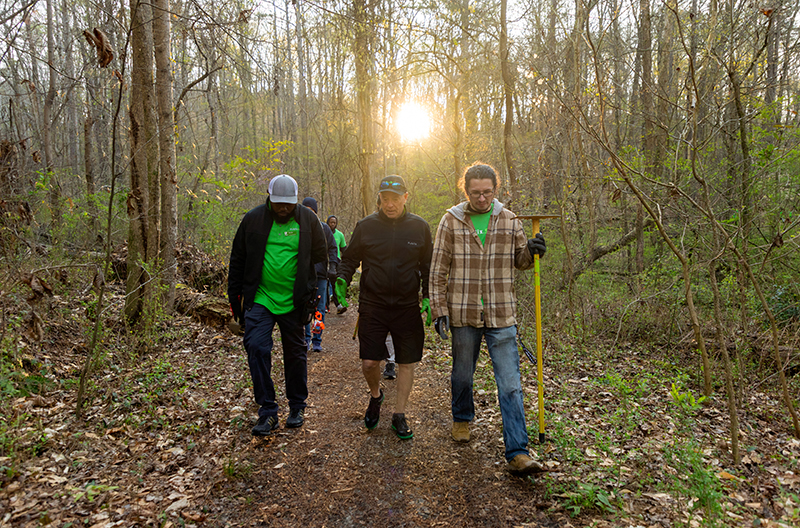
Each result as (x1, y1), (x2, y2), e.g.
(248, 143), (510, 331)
(451, 325), (529, 461)
(243, 303), (308, 418)
(304, 279), (328, 349)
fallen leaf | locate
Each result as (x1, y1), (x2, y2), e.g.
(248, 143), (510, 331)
(165, 498), (189, 512)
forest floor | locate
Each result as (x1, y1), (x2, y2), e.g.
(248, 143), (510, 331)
(1, 282), (799, 527)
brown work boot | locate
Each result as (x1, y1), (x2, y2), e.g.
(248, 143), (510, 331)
(507, 454), (547, 476)
(451, 421), (470, 443)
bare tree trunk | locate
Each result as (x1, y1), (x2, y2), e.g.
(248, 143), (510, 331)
(295, 1), (309, 176)
(62, 0), (79, 172)
(635, 0), (652, 273)
(44, 0), (61, 235)
(655, 0), (676, 182)
(84, 113), (100, 242)
(354, 0), (375, 215)
(500, 0), (517, 205)
(153, 0), (177, 312)
(451, 0), (470, 202)
(126, 0), (159, 326)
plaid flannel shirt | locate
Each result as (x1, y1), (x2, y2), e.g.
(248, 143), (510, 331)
(429, 200), (533, 328)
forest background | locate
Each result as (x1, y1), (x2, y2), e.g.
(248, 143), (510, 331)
(1, 0), (800, 525)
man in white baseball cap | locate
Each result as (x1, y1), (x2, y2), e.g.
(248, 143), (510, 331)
(267, 174), (299, 204)
(228, 174), (328, 436)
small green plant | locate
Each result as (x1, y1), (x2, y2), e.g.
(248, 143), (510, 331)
(223, 457), (253, 479)
(72, 482), (119, 502)
(563, 481), (616, 516)
(669, 382), (706, 412)
(663, 441), (724, 526)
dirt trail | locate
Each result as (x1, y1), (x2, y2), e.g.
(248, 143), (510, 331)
(204, 307), (560, 527)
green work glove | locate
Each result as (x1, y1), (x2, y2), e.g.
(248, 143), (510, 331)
(420, 298), (432, 326)
(335, 277), (349, 308)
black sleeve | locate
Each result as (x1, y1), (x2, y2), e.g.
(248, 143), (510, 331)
(227, 218), (246, 321)
(310, 212), (327, 266)
(323, 223), (339, 266)
(338, 221), (364, 284)
(419, 221), (433, 299)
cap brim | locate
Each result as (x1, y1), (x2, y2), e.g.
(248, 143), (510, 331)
(271, 196), (298, 204)
(379, 189), (407, 195)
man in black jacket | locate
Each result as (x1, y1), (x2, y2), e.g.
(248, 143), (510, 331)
(228, 175), (328, 436)
(301, 197), (339, 353)
(336, 175), (433, 439)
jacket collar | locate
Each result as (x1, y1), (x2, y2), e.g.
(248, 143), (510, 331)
(378, 207), (407, 223)
(447, 199), (504, 223)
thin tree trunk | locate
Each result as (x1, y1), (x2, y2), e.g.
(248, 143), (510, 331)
(126, 0), (158, 326)
(354, 0), (375, 215)
(84, 113), (100, 242)
(63, 0), (79, 172)
(500, 0), (517, 205)
(44, 0), (60, 235)
(153, 0), (177, 312)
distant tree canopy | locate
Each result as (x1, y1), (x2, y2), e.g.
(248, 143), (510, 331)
(1, 0), (799, 321)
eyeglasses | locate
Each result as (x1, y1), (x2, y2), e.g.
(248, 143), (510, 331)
(469, 190), (495, 199)
(380, 181), (405, 191)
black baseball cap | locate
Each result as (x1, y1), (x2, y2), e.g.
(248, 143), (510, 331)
(378, 175), (407, 195)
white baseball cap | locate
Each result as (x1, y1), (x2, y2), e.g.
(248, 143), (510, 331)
(268, 174), (298, 204)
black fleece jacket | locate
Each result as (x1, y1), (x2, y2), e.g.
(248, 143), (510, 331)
(338, 209), (432, 309)
(228, 199), (327, 321)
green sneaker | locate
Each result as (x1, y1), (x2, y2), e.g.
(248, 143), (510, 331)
(391, 413), (413, 440)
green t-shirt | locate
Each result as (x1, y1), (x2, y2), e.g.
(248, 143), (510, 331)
(333, 229), (347, 258)
(470, 204), (493, 245)
(254, 217), (300, 314)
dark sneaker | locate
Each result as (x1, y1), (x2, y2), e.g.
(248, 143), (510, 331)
(312, 345), (322, 353)
(337, 305), (347, 314)
(286, 408), (305, 428)
(391, 413), (413, 439)
(252, 415), (279, 436)
(383, 362), (397, 380)
(364, 389), (384, 430)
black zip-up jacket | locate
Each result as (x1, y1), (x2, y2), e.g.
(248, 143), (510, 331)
(228, 199), (327, 321)
(314, 222), (339, 280)
(338, 209), (432, 309)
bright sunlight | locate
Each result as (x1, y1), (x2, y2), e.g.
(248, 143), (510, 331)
(396, 102), (431, 142)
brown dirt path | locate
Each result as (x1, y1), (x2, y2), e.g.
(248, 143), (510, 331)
(203, 307), (561, 527)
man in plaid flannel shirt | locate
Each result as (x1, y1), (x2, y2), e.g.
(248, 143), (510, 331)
(429, 162), (547, 476)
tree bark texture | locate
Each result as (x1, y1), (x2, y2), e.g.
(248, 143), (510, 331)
(126, 0), (159, 326)
(153, 0), (177, 312)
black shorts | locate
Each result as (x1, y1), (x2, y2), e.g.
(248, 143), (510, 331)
(358, 304), (424, 364)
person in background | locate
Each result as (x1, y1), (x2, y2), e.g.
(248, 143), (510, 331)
(301, 197), (339, 353)
(326, 215), (348, 314)
(429, 162), (547, 475)
(228, 175), (328, 436)
(383, 334), (396, 380)
(336, 175), (433, 439)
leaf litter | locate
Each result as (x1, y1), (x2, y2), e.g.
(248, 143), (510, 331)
(0, 289), (798, 527)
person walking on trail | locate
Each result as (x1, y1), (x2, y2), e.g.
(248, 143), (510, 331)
(429, 162), (548, 475)
(336, 175), (433, 439)
(326, 215), (348, 314)
(228, 175), (328, 436)
(301, 197), (339, 353)
(383, 334), (396, 380)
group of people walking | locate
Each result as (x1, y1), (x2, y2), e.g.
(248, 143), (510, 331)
(227, 162), (547, 476)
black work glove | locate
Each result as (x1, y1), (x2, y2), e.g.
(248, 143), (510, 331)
(527, 232), (547, 258)
(229, 295), (244, 336)
(230, 295), (243, 323)
(434, 315), (450, 340)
